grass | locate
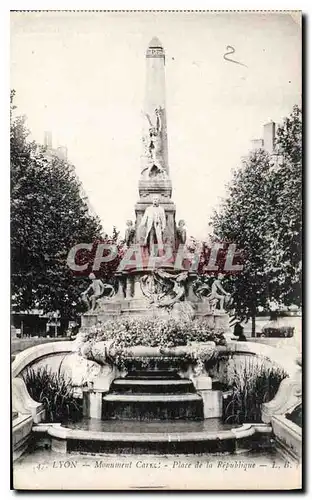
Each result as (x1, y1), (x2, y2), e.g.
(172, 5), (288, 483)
(23, 365), (82, 423)
(223, 359), (288, 424)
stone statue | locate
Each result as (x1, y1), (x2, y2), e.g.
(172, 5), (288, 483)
(146, 107), (162, 162)
(124, 220), (135, 247)
(141, 107), (167, 179)
(81, 273), (115, 312)
(140, 195), (166, 254)
(209, 274), (231, 312)
(176, 219), (187, 245)
(156, 270), (195, 321)
(140, 273), (159, 304)
(155, 269), (188, 307)
(140, 269), (188, 307)
(142, 162), (167, 179)
(193, 276), (211, 299)
(140, 269), (193, 320)
(193, 274), (232, 313)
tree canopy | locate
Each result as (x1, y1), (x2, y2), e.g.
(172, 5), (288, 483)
(11, 90), (121, 317)
(211, 105), (302, 327)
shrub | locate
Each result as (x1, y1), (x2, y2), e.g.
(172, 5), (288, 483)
(223, 359), (288, 424)
(23, 365), (82, 423)
(84, 317), (226, 350)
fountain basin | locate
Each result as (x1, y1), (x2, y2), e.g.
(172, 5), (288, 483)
(32, 420), (273, 455)
(110, 341), (215, 358)
(80, 340), (217, 372)
(81, 339), (215, 362)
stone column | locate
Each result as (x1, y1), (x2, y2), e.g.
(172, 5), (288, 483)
(192, 376), (222, 419)
(83, 389), (103, 419)
(125, 276), (133, 299)
(115, 277), (125, 299)
(133, 276), (144, 299)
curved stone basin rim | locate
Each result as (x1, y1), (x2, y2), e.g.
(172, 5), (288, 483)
(90, 341), (217, 360)
(33, 422), (272, 443)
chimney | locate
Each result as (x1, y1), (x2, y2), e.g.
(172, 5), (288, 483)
(263, 121), (276, 154)
(44, 131), (52, 149)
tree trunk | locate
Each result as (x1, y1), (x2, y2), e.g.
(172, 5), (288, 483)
(251, 315), (256, 338)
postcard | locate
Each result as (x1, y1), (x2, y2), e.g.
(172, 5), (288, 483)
(11, 10), (302, 490)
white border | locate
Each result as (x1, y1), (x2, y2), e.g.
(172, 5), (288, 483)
(2, 2), (308, 499)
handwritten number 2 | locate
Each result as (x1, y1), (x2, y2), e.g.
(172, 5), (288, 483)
(224, 45), (235, 62)
(223, 46), (247, 68)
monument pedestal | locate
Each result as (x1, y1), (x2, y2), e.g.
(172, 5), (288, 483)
(81, 300), (231, 330)
(81, 314), (98, 329)
(200, 390), (223, 419)
(83, 388), (105, 419)
(191, 375), (222, 419)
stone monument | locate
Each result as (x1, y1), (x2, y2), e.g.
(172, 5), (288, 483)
(72, 37), (233, 426)
(80, 37), (230, 332)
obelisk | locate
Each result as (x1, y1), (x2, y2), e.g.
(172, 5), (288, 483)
(141, 36), (169, 175)
(135, 37), (176, 248)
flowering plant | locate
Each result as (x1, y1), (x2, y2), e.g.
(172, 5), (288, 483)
(86, 317), (226, 350)
(76, 317), (226, 371)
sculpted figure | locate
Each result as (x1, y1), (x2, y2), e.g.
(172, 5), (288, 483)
(193, 276), (211, 299)
(124, 220), (135, 247)
(146, 107), (162, 161)
(176, 219), (187, 245)
(140, 195), (166, 254)
(155, 270), (194, 320)
(140, 269), (189, 309)
(209, 273), (231, 312)
(155, 269), (188, 307)
(140, 274), (158, 304)
(193, 274), (232, 313)
(81, 273), (115, 311)
(141, 107), (167, 179)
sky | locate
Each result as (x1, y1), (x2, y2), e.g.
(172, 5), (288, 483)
(10, 11), (301, 239)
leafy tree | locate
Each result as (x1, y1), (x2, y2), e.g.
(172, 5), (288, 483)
(211, 106), (302, 335)
(74, 228), (126, 287)
(11, 91), (121, 317)
(267, 105), (302, 306)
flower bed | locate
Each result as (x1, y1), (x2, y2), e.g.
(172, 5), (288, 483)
(82, 317), (226, 348)
(77, 317), (226, 370)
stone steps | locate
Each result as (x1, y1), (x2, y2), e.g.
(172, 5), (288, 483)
(102, 393), (203, 421)
(104, 393), (202, 402)
(126, 370), (180, 380)
(102, 369), (204, 421)
(111, 378), (195, 394)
